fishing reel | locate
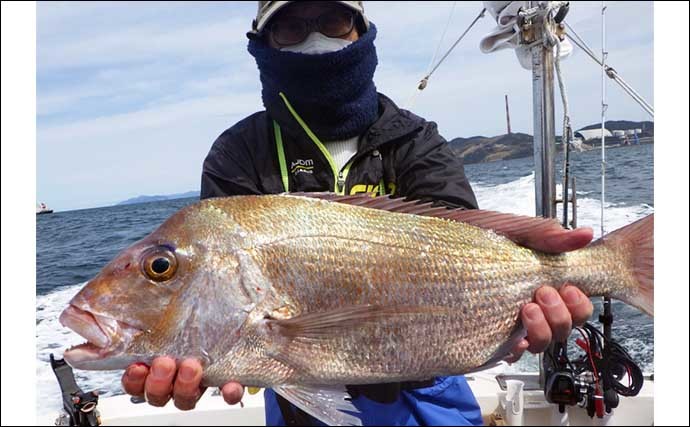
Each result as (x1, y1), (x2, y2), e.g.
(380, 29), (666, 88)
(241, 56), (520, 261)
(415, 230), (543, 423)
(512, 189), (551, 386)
(50, 354), (101, 426)
(543, 344), (604, 417)
(542, 303), (644, 418)
(544, 369), (591, 408)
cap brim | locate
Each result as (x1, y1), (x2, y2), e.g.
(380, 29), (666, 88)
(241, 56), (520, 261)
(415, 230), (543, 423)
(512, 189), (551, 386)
(252, 1), (290, 35)
(249, 1), (365, 36)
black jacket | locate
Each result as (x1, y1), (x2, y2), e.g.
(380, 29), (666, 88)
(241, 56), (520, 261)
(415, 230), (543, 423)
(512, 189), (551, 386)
(201, 93), (478, 210)
(199, 93), (478, 411)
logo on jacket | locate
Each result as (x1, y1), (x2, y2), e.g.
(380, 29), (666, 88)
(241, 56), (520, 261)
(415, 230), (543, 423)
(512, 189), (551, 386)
(290, 159), (314, 175)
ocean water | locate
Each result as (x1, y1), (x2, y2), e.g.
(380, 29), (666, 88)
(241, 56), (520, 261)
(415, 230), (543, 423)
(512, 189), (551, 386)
(36, 143), (654, 416)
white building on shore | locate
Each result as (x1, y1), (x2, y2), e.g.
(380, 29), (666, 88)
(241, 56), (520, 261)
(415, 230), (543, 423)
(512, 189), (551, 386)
(573, 128), (612, 141)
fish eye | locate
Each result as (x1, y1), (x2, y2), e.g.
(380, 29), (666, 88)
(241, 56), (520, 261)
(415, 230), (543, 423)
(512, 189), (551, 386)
(151, 257), (170, 274)
(142, 247), (177, 282)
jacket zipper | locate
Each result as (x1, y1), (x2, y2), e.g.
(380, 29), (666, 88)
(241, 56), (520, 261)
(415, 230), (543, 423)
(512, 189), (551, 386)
(276, 92), (394, 195)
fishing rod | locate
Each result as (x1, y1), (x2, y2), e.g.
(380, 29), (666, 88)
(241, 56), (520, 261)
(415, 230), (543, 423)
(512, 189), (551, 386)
(543, 322), (645, 417)
(530, 2), (645, 419)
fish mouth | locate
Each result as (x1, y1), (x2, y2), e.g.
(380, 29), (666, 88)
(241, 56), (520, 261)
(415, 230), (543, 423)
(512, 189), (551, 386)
(60, 305), (142, 366)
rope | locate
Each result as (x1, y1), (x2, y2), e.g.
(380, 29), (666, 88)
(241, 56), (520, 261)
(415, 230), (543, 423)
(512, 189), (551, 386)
(539, 7), (575, 148)
(544, 3), (579, 230)
(553, 32), (573, 151)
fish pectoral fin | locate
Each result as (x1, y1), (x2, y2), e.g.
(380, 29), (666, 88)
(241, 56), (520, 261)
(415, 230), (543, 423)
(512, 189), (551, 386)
(264, 305), (442, 383)
(266, 304), (437, 339)
(466, 325), (527, 375)
(273, 384), (361, 426)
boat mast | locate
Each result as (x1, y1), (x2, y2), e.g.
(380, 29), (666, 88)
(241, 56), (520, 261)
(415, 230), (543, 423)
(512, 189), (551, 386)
(524, 1), (558, 219)
(519, 0), (563, 389)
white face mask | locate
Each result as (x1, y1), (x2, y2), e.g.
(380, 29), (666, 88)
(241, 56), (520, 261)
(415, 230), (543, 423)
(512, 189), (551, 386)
(280, 31), (353, 55)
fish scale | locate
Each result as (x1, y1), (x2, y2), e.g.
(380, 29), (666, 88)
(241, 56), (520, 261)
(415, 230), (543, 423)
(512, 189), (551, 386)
(60, 194), (654, 426)
(226, 200), (561, 384)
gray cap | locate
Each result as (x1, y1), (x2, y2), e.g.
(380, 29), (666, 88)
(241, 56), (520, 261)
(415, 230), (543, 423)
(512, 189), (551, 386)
(248, 1), (369, 38)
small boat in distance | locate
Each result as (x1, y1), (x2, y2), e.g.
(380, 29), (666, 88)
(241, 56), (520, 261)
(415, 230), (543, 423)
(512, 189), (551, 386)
(37, 202), (53, 215)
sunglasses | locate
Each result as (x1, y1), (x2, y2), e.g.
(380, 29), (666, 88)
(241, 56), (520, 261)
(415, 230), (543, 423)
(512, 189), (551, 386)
(268, 8), (356, 47)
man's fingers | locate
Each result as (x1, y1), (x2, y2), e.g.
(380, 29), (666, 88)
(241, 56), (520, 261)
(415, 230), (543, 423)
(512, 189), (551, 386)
(173, 359), (205, 411)
(221, 382), (245, 405)
(521, 227), (594, 253)
(535, 287), (572, 343)
(522, 303), (552, 353)
(560, 285), (594, 326)
(122, 363), (149, 397)
(505, 339), (529, 364)
(144, 357), (176, 407)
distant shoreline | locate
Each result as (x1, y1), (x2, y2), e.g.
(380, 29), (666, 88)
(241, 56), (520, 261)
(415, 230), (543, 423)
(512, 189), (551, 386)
(448, 120), (653, 165)
(116, 191), (200, 206)
(55, 120), (651, 211)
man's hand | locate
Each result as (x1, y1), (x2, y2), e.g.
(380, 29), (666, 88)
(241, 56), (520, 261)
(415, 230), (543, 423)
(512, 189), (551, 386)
(121, 357), (244, 410)
(506, 227), (595, 363)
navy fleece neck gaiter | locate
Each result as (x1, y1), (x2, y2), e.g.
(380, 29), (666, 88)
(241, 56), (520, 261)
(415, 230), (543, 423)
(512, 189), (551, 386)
(248, 24), (379, 141)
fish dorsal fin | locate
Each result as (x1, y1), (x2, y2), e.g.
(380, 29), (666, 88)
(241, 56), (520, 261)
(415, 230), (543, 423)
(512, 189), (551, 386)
(273, 384), (362, 426)
(286, 193), (591, 253)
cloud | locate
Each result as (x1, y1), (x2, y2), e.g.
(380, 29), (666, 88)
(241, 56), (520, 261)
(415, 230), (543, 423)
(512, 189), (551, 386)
(37, 60), (260, 118)
(371, 0), (653, 136)
(36, 1), (653, 211)
(39, 91), (261, 145)
(37, 91), (264, 210)
(38, 19), (247, 71)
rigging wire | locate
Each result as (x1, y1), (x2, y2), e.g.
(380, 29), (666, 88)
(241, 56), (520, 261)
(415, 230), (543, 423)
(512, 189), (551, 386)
(563, 21), (654, 117)
(426, 2), (458, 81)
(404, 7), (486, 109)
(404, 1), (457, 109)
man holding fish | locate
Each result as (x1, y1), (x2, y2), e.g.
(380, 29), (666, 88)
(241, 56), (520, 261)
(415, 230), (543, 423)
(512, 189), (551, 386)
(117, 1), (596, 425)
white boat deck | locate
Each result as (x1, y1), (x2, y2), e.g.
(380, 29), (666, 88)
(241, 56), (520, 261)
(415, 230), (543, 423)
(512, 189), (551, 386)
(468, 372), (654, 426)
(39, 371), (653, 426)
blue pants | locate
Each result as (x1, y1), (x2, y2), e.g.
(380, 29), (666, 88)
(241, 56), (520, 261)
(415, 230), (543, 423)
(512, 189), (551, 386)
(264, 376), (483, 426)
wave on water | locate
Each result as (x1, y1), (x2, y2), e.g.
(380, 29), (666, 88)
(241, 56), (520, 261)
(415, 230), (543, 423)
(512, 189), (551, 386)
(471, 173), (654, 238)
(471, 173), (654, 374)
(36, 283), (127, 416)
(36, 173), (654, 416)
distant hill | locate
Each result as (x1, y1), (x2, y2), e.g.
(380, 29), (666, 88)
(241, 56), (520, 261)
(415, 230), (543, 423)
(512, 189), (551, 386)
(447, 132), (534, 164)
(117, 191), (199, 206)
(447, 120), (652, 164)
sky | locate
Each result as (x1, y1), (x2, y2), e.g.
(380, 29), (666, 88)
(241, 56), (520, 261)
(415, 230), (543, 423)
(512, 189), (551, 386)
(36, 1), (654, 211)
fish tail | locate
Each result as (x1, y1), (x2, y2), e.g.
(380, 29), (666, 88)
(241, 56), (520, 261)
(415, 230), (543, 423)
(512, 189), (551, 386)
(598, 214), (654, 315)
